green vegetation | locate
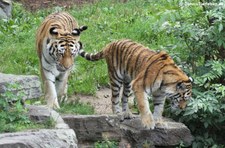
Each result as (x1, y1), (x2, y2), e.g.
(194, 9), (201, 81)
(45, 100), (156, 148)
(0, 83), (54, 133)
(57, 101), (95, 115)
(94, 140), (118, 148)
(0, 0), (225, 147)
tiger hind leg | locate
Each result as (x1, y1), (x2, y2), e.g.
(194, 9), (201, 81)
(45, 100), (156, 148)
(120, 82), (133, 121)
(110, 80), (122, 114)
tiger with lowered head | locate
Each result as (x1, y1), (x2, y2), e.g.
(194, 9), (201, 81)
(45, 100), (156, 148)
(79, 39), (192, 129)
(36, 12), (87, 109)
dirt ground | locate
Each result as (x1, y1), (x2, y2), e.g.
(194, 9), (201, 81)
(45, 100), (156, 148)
(73, 87), (113, 114)
(70, 87), (134, 115)
(15, 0), (95, 11)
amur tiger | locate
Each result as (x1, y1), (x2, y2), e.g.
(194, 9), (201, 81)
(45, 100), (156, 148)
(79, 39), (192, 129)
(36, 12), (87, 109)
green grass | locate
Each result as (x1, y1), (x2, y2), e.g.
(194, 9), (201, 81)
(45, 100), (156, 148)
(0, 0), (193, 95)
(57, 101), (95, 115)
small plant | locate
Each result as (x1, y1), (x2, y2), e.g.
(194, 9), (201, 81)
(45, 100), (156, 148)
(94, 140), (118, 148)
(0, 83), (53, 133)
(0, 83), (31, 133)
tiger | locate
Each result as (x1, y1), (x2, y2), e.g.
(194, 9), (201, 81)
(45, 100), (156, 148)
(36, 12), (87, 109)
(79, 39), (192, 129)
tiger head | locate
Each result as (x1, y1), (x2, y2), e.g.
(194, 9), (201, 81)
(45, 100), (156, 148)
(160, 69), (192, 110)
(47, 26), (88, 72)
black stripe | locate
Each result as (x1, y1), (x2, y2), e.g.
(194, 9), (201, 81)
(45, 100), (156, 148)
(46, 78), (55, 83)
(46, 38), (50, 44)
(112, 93), (120, 98)
(112, 71), (123, 83)
(122, 42), (136, 67)
(112, 101), (119, 105)
(143, 53), (158, 89)
(134, 49), (147, 67)
(163, 81), (179, 86)
(79, 50), (85, 57)
(42, 66), (55, 77)
(126, 45), (143, 76)
(119, 41), (128, 74)
(154, 103), (163, 106)
(86, 54), (91, 60)
(123, 92), (130, 98)
(115, 41), (125, 70)
(122, 100), (128, 104)
(111, 81), (120, 88)
(42, 53), (53, 65)
(143, 53), (169, 90)
(152, 63), (174, 88)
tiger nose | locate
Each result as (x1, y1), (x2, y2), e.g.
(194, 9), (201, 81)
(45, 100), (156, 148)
(64, 64), (73, 70)
(179, 100), (187, 109)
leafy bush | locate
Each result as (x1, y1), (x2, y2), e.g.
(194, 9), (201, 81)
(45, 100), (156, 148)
(159, 0), (225, 147)
(0, 83), (33, 132)
(0, 83), (56, 133)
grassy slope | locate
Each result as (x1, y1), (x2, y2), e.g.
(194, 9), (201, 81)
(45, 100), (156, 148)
(0, 0), (191, 95)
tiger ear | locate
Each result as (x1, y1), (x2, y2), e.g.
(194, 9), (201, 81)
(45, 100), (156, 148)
(49, 27), (58, 35)
(72, 26), (88, 36)
(176, 82), (186, 90)
(79, 26), (88, 32)
(189, 77), (193, 83)
(72, 29), (80, 36)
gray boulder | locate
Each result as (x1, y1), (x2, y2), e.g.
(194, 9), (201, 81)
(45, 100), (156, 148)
(0, 73), (42, 100)
(63, 115), (194, 147)
(0, 105), (78, 148)
(27, 105), (69, 129)
(0, 0), (12, 19)
(0, 129), (78, 148)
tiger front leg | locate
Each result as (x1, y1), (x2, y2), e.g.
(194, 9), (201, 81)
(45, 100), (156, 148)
(153, 95), (168, 128)
(56, 72), (69, 104)
(44, 80), (60, 109)
(132, 81), (155, 129)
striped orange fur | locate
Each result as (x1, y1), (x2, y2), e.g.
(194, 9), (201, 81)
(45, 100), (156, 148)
(36, 12), (87, 108)
(79, 39), (192, 129)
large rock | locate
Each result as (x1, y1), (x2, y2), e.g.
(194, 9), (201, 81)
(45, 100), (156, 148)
(0, 0), (12, 19)
(27, 105), (69, 129)
(0, 129), (78, 148)
(63, 115), (194, 147)
(0, 105), (78, 148)
(0, 73), (42, 100)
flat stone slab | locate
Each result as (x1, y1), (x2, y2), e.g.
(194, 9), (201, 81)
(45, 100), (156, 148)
(0, 73), (42, 100)
(27, 105), (69, 129)
(0, 129), (78, 148)
(63, 115), (194, 147)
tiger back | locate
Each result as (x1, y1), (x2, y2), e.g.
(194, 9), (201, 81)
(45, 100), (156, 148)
(36, 12), (87, 108)
(79, 39), (192, 129)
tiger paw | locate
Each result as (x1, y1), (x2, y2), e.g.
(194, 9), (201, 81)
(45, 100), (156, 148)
(155, 122), (168, 129)
(141, 113), (155, 130)
(153, 115), (163, 124)
(119, 111), (134, 122)
(53, 98), (60, 109)
(59, 95), (68, 104)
